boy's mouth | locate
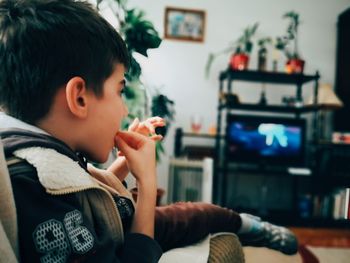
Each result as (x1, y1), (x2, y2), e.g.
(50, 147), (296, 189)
(113, 131), (121, 148)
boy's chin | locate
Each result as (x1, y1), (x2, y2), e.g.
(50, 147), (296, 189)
(85, 151), (109, 164)
(94, 154), (109, 164)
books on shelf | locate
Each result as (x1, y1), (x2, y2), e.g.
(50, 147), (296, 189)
(346, 188), (350, 219)
(310, 188), (350, 220)
(332, 132), (350, 144)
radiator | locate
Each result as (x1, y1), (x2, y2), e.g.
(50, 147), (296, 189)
(167, 157), (213, 203)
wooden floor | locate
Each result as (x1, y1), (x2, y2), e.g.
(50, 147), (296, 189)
(290, 227), (350, 248)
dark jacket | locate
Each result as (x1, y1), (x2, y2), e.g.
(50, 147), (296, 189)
(0, 129), (162, 263)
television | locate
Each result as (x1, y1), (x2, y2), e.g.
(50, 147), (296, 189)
(226, 114), (306, 167)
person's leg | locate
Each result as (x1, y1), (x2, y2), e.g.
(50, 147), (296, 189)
(155, 202), (298, 255)
(154, 202), (241, 251)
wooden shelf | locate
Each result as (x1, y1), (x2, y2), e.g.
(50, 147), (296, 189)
(218, 103), (320, 114)
(318, 141), (350, 148)
(181, 132), (217, 139)
(219, 69), (320, 85)
(217, 165), (313, 177)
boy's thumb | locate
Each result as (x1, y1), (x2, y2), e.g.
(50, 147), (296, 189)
(115, 134), (132, 156)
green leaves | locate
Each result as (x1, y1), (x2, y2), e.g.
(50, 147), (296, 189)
(205, 53), (215, 78)
(126, 56), (141, 82)
(123, 9), (162, 57)
(258, 37), (272, 48)
(98, 0), (173, 163)
(151, 94), (175, 122)
(276, 11), (301, 59)
(236, 22), (259, 54)
(151, 93), (174, 135)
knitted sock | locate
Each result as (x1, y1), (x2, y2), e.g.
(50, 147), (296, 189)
(237, 213), (298, 255)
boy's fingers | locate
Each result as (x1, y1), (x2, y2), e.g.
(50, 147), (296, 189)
(148, 117), (166, 126)
(148, 116), (164, 123)
(87, 163), (97, 174)
(150, 134), (163, 141)
(128, 118), (140, 132)
(116, 131), (146, 150)
(150, 121), (165, 128)
(115, 135), (132, 156)
(143, 122), (155, 134)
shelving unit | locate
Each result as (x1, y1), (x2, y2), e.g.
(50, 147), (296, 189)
(213, 69), (323, 226)
(173, 69), (349, 227)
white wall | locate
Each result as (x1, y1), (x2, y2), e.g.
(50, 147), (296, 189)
(98, 0), (350, 197)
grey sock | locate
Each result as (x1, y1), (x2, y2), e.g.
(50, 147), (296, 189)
(237, 213), (298, 255)
(238, 213), (263, 234)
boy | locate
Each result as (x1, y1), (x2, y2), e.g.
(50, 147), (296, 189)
(0, 0), (297, 262)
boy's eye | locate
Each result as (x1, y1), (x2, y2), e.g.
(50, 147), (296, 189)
(119, 79), (126, 96)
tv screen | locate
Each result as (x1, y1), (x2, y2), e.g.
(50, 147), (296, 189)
(226, 115), (306, 166)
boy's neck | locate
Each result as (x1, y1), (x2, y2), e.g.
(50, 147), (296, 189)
(37, 115), (79, 152)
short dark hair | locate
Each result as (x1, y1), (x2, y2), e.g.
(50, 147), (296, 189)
(0, 0), (129, 124)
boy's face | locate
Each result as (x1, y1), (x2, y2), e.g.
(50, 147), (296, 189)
(84, 63), (128, 163)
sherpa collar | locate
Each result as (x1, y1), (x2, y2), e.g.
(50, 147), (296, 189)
(13, 147), (97, 193)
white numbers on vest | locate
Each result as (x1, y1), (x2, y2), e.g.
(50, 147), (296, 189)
(33, 219), (71, 263)
(33, 210), (94, 263)
(64, 210), (94, 253)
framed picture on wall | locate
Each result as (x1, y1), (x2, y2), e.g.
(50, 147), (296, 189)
(164, 7), (206, 42)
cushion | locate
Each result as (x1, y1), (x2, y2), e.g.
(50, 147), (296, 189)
(159, 233), (244, 263)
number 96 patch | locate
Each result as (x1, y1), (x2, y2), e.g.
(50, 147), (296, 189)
(32, 210), (94, 263)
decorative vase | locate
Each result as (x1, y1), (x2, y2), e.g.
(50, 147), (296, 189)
(230, 53), (249, 71)
(285, 58), (305, 74)
(130, 187), (165, 206)
(257, 48), (267, 71)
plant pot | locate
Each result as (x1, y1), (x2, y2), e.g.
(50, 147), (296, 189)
(130, 187), (165, 206)
(285, 58), (305, 74)
(230, 53), (249, 71)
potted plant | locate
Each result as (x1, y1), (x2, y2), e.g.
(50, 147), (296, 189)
(151, 92), (175, 161)
(231, 23), (259, 70)
(205, 23), (259, 77)
(275, 11), (305, 73)
(97, 0), (175, 160)
(96, 0), (173, 204)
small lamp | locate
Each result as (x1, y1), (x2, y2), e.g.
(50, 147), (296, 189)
(307, 83), (343, 140)
(311, 83), (343, 109)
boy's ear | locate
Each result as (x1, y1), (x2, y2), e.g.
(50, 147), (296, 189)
(65, 77), (89, 119)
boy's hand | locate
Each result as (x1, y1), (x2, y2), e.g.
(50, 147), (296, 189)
(128, 117), (165, 142)
(115, 131), (156, 185)
(115, 130), (157, 239)
(107, 117), (165, 180)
